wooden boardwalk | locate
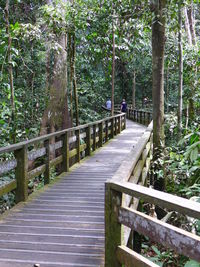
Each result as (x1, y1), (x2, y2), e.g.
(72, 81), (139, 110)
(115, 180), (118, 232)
(0, 120), (146, 267)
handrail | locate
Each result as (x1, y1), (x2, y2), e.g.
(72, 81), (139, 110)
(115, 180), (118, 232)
(105, 108), (200, 266)
(0, 113), (126, 204)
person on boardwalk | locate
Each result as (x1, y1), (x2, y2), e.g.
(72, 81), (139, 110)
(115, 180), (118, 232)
(121, 99), (127, 112)
(106, 99), (111, 110)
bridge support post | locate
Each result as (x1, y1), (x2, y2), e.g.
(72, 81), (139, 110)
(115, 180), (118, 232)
(114, 117), (117, 135)
(15, 145), (28, 203)
(75, 129), (80, 162)
(62, 132), (69, 172)
(105, 183), (122, 267)
(118, 116), (121, 133)
(93, 124), (97, 151)
(86, 126), (91, 156)
(99, 122), (103, 147)
(105, 120), (108, 142)
(111, 118), (114, 138)
(44, 139), (50, 185)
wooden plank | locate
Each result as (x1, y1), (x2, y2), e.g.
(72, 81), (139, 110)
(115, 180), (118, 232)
(14, 145), (28, 203)
(111, 181), (200, 220)
(119, 207), (200, 262)
(28, 164), (46, 181)
(0, 180), (17, 197)
(117, 245), (159, 267)
(93, 125), (97, 151)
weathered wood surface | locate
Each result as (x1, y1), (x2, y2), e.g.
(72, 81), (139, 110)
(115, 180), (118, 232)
(119, 207), (200, 262)
(0, 120), (146, 267)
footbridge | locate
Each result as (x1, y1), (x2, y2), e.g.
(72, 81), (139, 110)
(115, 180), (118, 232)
(0, 109), (200, 267)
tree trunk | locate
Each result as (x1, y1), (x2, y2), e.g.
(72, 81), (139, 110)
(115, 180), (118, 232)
(184, 7), (192, 46)
(69, 33), (74, 124)
(72, 33), (79, 126)
(5, 0), (16, 143)
(187, 3), (196, 45)
(132, 70), (136, 109)
(111, 4), (115, 116)
(165, 64), (169, 113)
(178, 3), (183, 135)
(151, 0), (166, 192)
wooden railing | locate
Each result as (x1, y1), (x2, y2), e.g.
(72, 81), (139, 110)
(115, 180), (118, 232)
(105, 109), (200, 266)
(114, 104), (152, 125)
(0, 113), (126, 204)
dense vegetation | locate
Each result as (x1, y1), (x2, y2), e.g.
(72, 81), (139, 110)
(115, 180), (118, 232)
(0, 0), (200, 266)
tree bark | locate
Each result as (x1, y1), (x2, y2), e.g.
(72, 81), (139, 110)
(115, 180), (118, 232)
(152, 0), (166, 192)
(178, 3), (183, 135)
(132, 70), (136, 109)
(184, 7), (192, 46)
(40, 1), (71, 135)
(69, 33), (74, 123)
(5, 0), (16, 143)
(187, 3), (196, 45)
(72, 33), (79, 126)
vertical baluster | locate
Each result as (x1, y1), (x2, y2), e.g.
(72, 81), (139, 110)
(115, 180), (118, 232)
(118, 116), (121, 133)
(15, 145), (28, 203)
(86, 125), (91, 156)
(75, 129), (80, 162)
(99, 122), (103, 147)
(105, 120), (108, 142)
(62, 132), (69, 172)
(93, 124), (97, 151)
(115, 117), (117, 135)
(111, 118), (114, 138)
(44, 139), (50, 185)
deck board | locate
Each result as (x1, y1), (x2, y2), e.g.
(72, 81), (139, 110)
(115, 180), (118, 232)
(0, 120), (146, 267)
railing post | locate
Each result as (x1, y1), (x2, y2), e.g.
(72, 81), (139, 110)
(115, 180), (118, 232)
(62, 132), (69, 172)
(134, 110), (136, 121)
(75, 129), (80, 162)
(118, 116), (121, 133)
(86, 126), (91, 156)
(124, 114), (126, 129)
(105, 120), (108, 142)
(93, 124), (97, 151)
(44, 139), (50, 185)
(111, 118), (114, 138)
(15, 145), (28, 203)
(99, 122), (103, 147)
(105, 183), (122, 267)
(115, 117), (117, 135)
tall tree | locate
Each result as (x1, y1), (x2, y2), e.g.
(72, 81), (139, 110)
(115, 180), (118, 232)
(40, 0), (71, 135)
(178, 2), (183, 135)
(151, 0), (166, 191)
(4, 0), (16, 143)
(111, 3), (115, 116)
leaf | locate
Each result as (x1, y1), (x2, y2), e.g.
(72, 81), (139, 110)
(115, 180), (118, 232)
(190, 147), (199, 162)
(184, 260), (200, 267)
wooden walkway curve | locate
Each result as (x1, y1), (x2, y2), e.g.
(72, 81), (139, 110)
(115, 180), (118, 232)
(0, 120), (146, 267)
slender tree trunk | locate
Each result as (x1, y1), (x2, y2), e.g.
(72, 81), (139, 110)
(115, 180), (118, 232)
(132, 70), (136, 109)
(69, 33), (74, 123)
(165, 64), (169, 113)
(178, 3), (183, 135)
(72, 33), (79, 126)
(151, 0), (166, 192)
(184, 7), (192, 46)
(187, 3), (196, 45)
(111, 5), (115, 116)
(5, 0), (16, 143)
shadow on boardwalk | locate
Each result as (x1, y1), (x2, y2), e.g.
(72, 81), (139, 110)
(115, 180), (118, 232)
(0, 120), (146, 267)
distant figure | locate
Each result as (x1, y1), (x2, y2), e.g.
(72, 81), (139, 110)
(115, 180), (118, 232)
(121, 99), (127, 112)
(106, 99), (111, 110)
